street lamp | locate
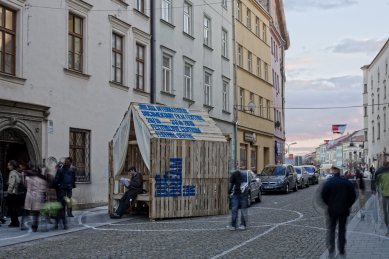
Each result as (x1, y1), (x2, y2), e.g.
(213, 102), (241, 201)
(286, 142), (297, 155)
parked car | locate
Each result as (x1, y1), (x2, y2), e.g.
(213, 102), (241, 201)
(303, 165), (319, 184)
(293, 166), (310, 188)
(229, 170), (262, 207)
(259, 164), (298, 194)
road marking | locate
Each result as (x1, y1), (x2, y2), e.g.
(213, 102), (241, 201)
(210, 207), (304, 259)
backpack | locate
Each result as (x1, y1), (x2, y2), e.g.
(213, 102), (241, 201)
(17, 173), (27, 195)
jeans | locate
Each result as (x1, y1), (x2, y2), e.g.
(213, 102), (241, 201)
(327, 211), (348, 254)
(230, 193), (248, 228)
(116, 190), (138, 217)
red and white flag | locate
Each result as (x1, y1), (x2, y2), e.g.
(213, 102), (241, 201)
(332, 124), (347, 134)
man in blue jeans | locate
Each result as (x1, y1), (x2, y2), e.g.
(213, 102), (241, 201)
(228, 170), (248, 230)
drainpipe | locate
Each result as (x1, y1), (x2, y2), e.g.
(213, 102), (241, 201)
(232, 0), (238, 169)
(150, 0), (156, 104)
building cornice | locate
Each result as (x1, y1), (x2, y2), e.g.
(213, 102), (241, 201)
(66, 0), (93, 13)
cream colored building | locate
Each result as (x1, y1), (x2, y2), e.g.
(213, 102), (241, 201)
(235, 0), (273, 172)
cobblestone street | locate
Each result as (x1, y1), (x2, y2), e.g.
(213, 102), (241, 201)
(0, 182), (374, 258)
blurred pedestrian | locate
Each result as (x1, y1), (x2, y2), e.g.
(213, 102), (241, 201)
(370, 164), (376, 179)
(227, 170), (248, 231)
(0, 169), (5, 225)
(6, 160), (22, 227)
(355, 168), (366, 219)
(43, 157), (59, 224)
(374, 161), (389, 236)
(110, 166), (143, 219)
(20, 167), (48, 232)
(321, 166), (356, 257)
(54, 157), (76, 229)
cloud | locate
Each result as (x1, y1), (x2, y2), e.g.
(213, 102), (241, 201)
(327, 38), (387, 54)
(285, 75), (363, 153)
(285, 0), (358, 11)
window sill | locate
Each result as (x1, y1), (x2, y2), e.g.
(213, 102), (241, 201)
(203, 104), (214, 110)
(63, 68), (91, 80)
(183, 97), (195, 103)
(160, 19), (175, 29)
(0, 72), (26, 85)
(111, 0), (128, 8)
(133, 88), (150, 97)
(222, 110), (231, 115)
(160, 90), (176, 97)
(183, 32), (195, 40)
(221, 55), (230, 62)
(203, 44), (214, 51)
(133, 8), (149, 19)
(109, 81), (129, 91)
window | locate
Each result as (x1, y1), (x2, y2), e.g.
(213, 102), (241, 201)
(372, 97), (374, 114)
(184, 63), (192, 99)
(251, 146), (257, 173)
(222, 29), (228, 58)
(68, 13), (83, 72)
(246, 9), (251, 29)
(111, 33), (123, 84)
(256, 57), (261, 77)
(377, 116), (380, 140)
(161, 0), (172, 23)
(266, 100), (271, 119)
(240, 144), (247, 170)
(238, 45), (243, 66)
(264, 63), (269, 81)
(255, 17), (259, 36)
(203, 16), (211, 47)
(136, 43), (145, 90)
(0, 5), (16, 75)
(183, 2), (192, 35)
(136, 0), (145, 13)
(222, 80), (229, 111)
(237, 1), (242, 22)
(364, 83), (367, 94)
(372, 121), (375, 142)
(378, 94), (380, 110)
(249, 92), (254, 113)
(162, 54), (172, 92)
(247, 51), (252, 72)
(222, 0), (227, 9)
(69, 128), (90, 182)
(262, 23), (267, 42)
(371, 76), (373, 90)
(239, 88), (244, 111)
(378, 69), (380, 83)
(384, 107), (387, 132)
(364, 105), (367, 117)
(204, 71), (212, 106)
(258, 96), (263, 116)
(384, 80), (387, 99)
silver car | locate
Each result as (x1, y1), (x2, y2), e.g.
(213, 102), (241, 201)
(293, 166), (310, 189)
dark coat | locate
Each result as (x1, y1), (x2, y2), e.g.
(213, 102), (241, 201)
(127, 172), (143, 195)
(321, 174), (356, 216)
(55, 166), (76, 190)
(228, 170), (242, 195)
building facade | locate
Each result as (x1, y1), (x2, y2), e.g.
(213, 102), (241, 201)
(235, 0), (273, 173)
(361, 39), (389, 167)
(0, 0), (151, 207)
(152, 0), (235, 167)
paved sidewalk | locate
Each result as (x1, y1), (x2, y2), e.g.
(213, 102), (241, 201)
(320, 195), (389, 259)
(0, 206), (135, 247)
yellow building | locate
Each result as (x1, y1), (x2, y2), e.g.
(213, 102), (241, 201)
(234, 0), (273, 172)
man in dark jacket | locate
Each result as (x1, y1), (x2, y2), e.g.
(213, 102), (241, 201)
(54, 157), (76, 229)
(321, 166), (356, 257)
(227, 170), (248, 230)
(110, 166), (143, 219)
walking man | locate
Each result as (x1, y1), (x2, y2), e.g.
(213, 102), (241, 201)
(321, 166), (356, 257)
(374, 161), (389, 236)
(228, 170), (248, 231)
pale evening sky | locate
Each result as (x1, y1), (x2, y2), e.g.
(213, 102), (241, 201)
(283, 0), (389, 155)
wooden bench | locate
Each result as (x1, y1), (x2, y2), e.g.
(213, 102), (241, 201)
(112, 193), (150, 202)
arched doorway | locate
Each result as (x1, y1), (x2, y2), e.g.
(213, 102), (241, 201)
(0, 128), (37, 184)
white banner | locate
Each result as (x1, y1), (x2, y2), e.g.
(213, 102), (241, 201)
(113, 109), (131, 176)
(133, 108), (151, 170)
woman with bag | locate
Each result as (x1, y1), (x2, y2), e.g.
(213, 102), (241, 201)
(6, 160), (21, 227)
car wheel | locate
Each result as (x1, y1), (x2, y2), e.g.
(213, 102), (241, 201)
(293, 181), (298, 192)
(316, 177), (319, 184)
(305, 180), (310, 188)
(247, 193), (252, 207)
(284, 183), (289, 194)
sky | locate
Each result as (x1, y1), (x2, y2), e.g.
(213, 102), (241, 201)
(283, 0), (389, 155)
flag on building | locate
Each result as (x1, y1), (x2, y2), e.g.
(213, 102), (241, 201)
(332, 124), (347, 134)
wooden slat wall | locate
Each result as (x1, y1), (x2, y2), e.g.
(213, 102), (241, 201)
(150, 140), (229, 219)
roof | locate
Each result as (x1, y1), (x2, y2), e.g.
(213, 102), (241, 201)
(132, 103), (226, 142)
